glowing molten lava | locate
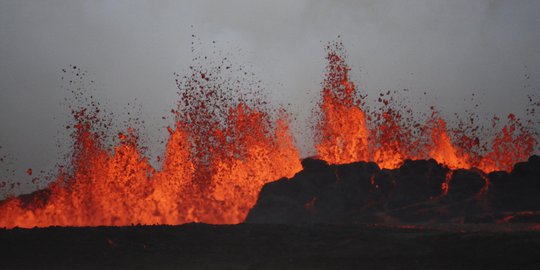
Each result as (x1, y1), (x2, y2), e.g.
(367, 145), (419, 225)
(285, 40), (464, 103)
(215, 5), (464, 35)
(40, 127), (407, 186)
(0, 67), (302, 228)
(0, 41), (538, 228)
(315, 41), (537, 172)
(316, 49), (369, 164)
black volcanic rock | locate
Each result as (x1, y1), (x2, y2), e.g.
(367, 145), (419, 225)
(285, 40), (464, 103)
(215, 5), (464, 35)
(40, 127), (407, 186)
(246, 156), (540, 225)
(488, 155), (540, 212)
(246, 159), (383, 224)
(386, 159), (448, 209)
(446, 169), (486, 200)
(2, 224), (540, 270)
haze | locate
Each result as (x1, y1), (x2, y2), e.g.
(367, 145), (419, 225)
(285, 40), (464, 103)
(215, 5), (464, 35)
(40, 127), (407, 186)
(1, 0), (539, 195)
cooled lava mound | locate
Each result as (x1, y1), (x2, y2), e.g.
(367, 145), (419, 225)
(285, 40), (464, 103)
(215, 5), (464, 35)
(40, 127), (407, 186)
(247, 155), (540, 225)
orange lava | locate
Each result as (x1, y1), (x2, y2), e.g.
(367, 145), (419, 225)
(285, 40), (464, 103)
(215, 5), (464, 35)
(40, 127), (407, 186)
(477, 114), (537, 172)
(0, 72), (302, 228)
(316, 46), (370, 164)
(315, 41), (537, 172)
(0, 40), (538, 228)
(426, 114), (471, 170)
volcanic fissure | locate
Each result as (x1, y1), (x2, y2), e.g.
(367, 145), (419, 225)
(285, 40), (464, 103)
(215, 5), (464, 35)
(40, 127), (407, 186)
(0, 41), (538, 228)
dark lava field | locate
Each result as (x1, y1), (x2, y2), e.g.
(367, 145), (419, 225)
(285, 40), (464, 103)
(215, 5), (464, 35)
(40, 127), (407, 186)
(1, 223), (540, 270)
(2, 155), (540, 269)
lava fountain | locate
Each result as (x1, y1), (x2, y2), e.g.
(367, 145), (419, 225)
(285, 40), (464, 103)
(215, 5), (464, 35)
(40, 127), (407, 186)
(0, 40), (538, 228)
(314, 41), (537, 172)
(0, 58), (302, 228)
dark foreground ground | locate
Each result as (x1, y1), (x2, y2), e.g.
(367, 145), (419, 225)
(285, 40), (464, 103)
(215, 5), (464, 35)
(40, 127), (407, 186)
(1, 223), (540, 270)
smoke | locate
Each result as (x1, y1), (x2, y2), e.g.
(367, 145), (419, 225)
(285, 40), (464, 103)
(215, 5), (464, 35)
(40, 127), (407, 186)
(1, 0), (539, 194)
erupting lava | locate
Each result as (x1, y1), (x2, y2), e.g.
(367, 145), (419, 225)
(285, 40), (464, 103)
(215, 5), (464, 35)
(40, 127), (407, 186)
(315, 41), (537, 172)
(0, 60), (302, 228)
(0, 40), (538, 228)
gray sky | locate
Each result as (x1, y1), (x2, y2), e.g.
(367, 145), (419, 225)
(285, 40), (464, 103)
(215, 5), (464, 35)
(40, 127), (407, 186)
(1, 0), (539, 194)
